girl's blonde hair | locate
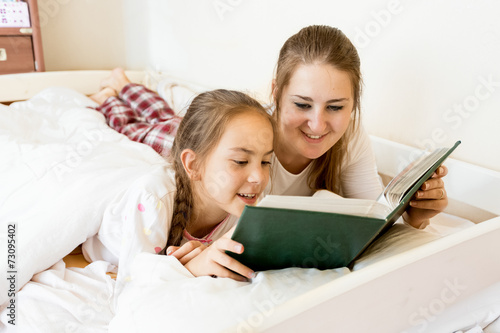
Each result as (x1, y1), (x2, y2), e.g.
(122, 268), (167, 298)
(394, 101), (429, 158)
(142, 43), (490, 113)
(165, 89), (276, 248)
(273, 25), (362, 193)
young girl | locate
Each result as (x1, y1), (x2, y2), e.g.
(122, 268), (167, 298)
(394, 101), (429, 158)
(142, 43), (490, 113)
(268, 25), (448, 229)
(84, 89), (275, 281)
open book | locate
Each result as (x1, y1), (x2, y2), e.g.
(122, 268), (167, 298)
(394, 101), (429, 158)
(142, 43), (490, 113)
(228, 140), (461, 271)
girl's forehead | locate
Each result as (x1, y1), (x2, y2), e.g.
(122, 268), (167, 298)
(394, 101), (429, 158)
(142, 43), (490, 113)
(217, 112), (273, 150)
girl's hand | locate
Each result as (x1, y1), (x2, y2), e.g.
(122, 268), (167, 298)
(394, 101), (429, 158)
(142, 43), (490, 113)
(166, 241), (207, 265)
(404, 165), (449, 228)
(184, 228), (255, 282)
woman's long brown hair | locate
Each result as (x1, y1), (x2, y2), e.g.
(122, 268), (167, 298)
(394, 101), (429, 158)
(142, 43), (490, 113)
(273, 25), (362, 193)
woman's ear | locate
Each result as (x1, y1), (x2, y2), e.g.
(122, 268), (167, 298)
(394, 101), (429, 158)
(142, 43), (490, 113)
(180, 149), (200, 180)
(271, 79), (277, 101)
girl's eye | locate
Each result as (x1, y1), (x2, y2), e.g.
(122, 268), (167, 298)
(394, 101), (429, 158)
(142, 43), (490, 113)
(327, 105), (344, 111)
(262, 161), (272, 166)
(233, 160), (248, 165)
(294, 102), (310, 110)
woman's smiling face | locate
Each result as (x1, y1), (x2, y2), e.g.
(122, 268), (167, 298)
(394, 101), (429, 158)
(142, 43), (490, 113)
(276, 63), (354, 173)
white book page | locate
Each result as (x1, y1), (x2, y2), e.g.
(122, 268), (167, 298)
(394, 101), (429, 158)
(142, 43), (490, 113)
(257, 194), (392, 219)
(383, 148), (449, 208)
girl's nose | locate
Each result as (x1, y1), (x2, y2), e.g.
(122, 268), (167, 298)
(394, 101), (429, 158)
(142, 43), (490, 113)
(248, 165), (266, 184)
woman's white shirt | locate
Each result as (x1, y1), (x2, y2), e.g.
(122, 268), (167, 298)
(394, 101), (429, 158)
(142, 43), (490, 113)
(266, 125), (383, 200)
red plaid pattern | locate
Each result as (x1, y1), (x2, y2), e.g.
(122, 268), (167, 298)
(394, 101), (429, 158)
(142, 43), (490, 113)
(95, 83), (182, 156)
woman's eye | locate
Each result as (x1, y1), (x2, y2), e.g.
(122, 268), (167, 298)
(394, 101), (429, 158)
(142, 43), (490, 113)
(233, 160), (248, 165)
(262, 161), (272, 166)
(294, 102), (310, 109)
(327, 105), (344, 111)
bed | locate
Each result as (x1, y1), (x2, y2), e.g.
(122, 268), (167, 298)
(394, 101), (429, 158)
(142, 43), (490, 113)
(0, 70), (499, 333)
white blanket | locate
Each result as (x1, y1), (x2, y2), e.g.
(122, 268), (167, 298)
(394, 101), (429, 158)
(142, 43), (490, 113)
(0, 87), (167, 305)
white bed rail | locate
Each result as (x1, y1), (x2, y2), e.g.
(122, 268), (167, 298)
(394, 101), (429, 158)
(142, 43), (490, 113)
(0, 70), (145, 103)
(370, 135), (500, 221)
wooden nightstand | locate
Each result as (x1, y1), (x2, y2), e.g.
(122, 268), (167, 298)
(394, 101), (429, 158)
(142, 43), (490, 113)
(0, 0), (44, 74)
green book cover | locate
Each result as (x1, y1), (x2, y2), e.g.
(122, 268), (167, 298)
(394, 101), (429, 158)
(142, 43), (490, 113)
(228, 141), (461, 271)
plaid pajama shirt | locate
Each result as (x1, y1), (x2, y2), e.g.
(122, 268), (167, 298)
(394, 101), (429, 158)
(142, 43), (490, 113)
(95, 83), (182, 156)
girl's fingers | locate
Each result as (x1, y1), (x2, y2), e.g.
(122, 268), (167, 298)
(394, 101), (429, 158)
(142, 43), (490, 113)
(209, 264), (249, 282)
(210, 249), (255, 280)
(168, 241), (204, 259)
(208, 239), (255, 279)
(166, 246), (179, 256)
(178, 247), (204, 265)
(212, 237), (244, 255)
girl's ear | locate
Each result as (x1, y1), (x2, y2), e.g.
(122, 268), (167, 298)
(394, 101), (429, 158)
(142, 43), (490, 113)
(180, 149), (200, 180)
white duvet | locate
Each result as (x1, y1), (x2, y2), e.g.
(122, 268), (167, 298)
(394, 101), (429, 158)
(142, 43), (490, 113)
(0, 87), (166, 305)
(0, 87), (498, 333)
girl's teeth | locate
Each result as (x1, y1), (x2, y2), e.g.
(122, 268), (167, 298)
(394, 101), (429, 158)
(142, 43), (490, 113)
(239, 194), (256, 198)
(306, 134), (321, 139)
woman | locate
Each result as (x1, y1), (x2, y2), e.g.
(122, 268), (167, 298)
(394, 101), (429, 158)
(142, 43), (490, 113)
(267, 25), (447, 229)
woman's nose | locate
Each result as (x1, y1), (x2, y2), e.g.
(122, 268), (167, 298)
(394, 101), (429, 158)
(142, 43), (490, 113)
(307, 108), (327, 133)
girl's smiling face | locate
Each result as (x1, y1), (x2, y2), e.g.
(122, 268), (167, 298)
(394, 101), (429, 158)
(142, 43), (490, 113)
(195, 110), (274, 222)
(276, 63), (354, 173)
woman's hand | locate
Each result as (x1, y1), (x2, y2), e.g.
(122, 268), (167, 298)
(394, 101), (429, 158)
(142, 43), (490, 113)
(166, 241), (207, 265)
(184, 227), (255, 282)
(403, 165), (449, 229)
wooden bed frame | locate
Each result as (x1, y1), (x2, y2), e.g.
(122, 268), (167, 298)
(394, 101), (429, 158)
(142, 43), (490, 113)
(2, 70), (499, 332)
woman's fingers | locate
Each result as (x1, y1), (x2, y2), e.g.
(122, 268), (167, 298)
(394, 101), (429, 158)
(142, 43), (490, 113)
(410, 197), (447, 210)
(431, 165), (448, 178)
(415, 187), (446, 200)
(420, 177), (444, 191)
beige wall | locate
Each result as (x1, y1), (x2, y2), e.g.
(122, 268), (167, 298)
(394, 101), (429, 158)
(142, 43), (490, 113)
(38, 0), (147, 71)
(37, 0), (500, 172)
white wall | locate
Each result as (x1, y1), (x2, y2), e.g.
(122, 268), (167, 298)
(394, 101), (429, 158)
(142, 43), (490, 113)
(144, 0), (500, 172)
(39, 0), (500, 172)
